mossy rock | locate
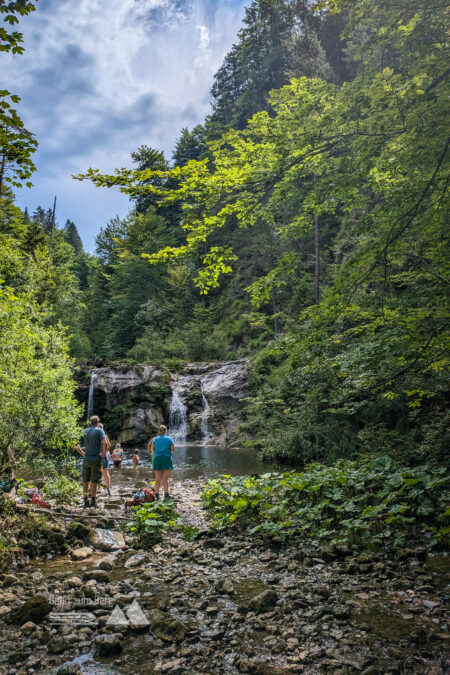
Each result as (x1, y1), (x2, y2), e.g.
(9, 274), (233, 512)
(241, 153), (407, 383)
(67, 522), (92, 541)
(11, 595), (51, 624)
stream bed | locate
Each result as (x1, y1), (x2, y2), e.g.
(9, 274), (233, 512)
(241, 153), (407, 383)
(0, 449), (448, 675)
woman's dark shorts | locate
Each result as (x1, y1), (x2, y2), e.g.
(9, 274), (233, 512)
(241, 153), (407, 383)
(82, 460), (101, 483)
(113, 460), (122, 467)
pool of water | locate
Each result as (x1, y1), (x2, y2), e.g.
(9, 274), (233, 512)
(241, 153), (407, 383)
(89, 445), (287, 481)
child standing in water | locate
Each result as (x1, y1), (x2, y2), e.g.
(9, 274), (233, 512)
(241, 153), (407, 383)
(111, 443), (124, 468)
(132, 449), (140, 468)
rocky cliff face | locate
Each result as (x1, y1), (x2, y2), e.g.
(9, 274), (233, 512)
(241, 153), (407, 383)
(76, 360), (249, 447)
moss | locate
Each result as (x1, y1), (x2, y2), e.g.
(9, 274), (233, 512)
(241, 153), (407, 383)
(11, 595), (51, 624)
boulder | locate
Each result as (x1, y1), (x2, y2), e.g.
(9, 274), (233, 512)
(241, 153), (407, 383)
(71, 547), (93, 560)
(98, 559), (114, 571)
(249, 589), (278, 613)
(48, 637), (69, 654)
(11, 595), (51, 625)
(88, 528), (126, 551)
(215, 577), (235, 594)
(147, 609), (188, 643)
(3, 574), (19, 587)
(67, 522), (92, 541)
(124, 553), (147, 569)
(94, 633), (123, 656)
(56, 663), (81, 675)
(82, 570), (110, 583)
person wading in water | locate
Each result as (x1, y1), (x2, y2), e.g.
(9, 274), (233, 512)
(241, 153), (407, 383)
(111, 443), (124, 469)
(147, 425), (174, 500)
(76, 415), (108, 509)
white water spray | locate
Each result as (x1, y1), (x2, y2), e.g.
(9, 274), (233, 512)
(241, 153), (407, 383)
(168, 389), (188, 445)
(201, 390), (211, 446)
(87, 370), (97, 419)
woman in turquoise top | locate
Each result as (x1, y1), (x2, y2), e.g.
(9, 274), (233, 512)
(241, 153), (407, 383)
(147, 425), (174, 500)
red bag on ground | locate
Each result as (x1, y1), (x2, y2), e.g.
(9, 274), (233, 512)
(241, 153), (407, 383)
(31, 493), (52, 509)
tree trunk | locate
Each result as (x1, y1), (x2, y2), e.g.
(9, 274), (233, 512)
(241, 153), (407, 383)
(0, 155), (5, 196)
(313, 173), (320, 304)
(49, 195), (56, 258)
(314, 213), (320, 304)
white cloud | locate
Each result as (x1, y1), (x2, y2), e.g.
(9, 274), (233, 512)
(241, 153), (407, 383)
(3, 0), (245, 249)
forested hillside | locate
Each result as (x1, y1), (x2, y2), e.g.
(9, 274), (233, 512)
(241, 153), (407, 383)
(1, 0), (449, 466)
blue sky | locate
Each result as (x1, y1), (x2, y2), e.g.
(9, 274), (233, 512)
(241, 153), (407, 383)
(4, 0), (246, 251)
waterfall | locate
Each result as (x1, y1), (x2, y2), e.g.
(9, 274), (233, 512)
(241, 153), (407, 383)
(87, 370), (97, 419)
(201, 391), (211, 446)
(168, 389), (188, 445)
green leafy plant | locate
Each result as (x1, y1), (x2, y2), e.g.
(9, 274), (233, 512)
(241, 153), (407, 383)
(42, 474), (81, 504)
(129, 499), (185, 547)
(201, 457), (449, 550)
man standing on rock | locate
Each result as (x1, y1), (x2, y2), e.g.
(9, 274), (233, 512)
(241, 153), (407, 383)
(77, 415), (108, 509)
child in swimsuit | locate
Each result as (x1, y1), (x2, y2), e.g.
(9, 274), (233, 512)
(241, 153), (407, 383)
(132, 449), (140, 468)
(111, 444), (123, 468)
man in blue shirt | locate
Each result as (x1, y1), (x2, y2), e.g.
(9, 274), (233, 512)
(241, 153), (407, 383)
(77, 415), (107, 509)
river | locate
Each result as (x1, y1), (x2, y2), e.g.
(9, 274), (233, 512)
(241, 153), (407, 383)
(105, 445), (283, 481)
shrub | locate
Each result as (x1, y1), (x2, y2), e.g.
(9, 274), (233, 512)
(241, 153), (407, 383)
(201, 456), (449, 550)
(129, 499), (198, 547)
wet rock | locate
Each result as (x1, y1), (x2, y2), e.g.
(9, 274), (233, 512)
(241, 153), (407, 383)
(83, 570), (110, 583)
(215, 577), (234, 594)
(146, 609), (188, 643)
(88, 529), (126, 551)
(161, 658), (185, 673)
(249, 589), (278, 613)
(67, 522), (92, 541)
(98, 559), (114, 571)
(48, 637), (70, 654)
(71, 547), (93, 560)
(11, 595), (51, 625)
(56, 663), (81, 675)
(124, 553), (146, 569)
(3, 575), (20, 587)
(345, 560), (359, 574)
(94, 633), (123, 656)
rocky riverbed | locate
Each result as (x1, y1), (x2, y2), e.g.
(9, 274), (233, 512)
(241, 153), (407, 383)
(0, 473), (448, 674)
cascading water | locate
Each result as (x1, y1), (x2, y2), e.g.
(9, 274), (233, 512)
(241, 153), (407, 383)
(87, 370), (97, 419)
(168, 389), (188, 445)
(201, 390), (211, 446)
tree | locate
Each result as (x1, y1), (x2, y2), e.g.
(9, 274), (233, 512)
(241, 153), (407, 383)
(0, 1), (37, 54)
(0, 92), (37, 192)
(172, 125), (207, 167)
(0, 2), (38, 191)
(78, 0), (449, 461)
(207, 0), (331, 136)
(0, 239), (81, 476)
(63, 219), (84, 255)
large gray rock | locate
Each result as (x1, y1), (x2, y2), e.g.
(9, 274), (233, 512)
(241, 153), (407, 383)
(78, 360), (248, 446)
(89, 529), (126, 551)
(146, 609), (188, 642)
